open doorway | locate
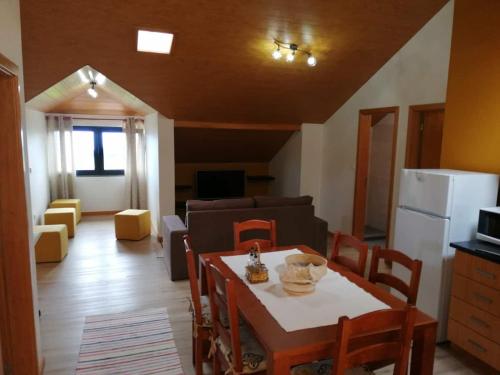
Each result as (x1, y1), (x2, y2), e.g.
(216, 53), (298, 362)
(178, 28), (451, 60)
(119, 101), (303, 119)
(405, 103), (445, 168)
(353, 107), (399, 245)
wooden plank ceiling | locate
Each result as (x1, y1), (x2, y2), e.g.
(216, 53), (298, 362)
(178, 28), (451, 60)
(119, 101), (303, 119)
(174, 126), (296, 163)
(20, 0), (448, 124)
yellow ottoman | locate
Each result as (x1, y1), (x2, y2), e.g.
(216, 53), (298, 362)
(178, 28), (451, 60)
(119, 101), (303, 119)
(44, 208), (76, 238)
(34, 225), (68, 263)
(50, 199), (81, 223)
(114, 209), (151, 240)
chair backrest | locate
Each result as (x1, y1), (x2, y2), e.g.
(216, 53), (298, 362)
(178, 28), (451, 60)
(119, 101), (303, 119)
(331, 231), (369, 277)
(333, 306), (417, 375)
(184, 235), (203, 326)
(233, 219), (277, 251)
(368, 246), (422, 305)
(205, 260), (243, 372)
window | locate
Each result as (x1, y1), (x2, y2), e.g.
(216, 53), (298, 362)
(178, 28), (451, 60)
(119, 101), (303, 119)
(73, 126), (126, 176)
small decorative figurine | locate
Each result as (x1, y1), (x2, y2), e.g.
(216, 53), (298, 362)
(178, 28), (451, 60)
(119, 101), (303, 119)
(245, 243), (269, 283)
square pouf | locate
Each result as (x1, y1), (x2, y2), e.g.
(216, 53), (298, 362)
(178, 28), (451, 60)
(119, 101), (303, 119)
(114, 209), (151, 240)
(34, 225), (68, 263)
(50, 199), (81, 223)
(44, 208), (76, 238)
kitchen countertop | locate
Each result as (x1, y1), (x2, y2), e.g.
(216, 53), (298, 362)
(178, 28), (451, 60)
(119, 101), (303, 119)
(450, 239), (500, 264)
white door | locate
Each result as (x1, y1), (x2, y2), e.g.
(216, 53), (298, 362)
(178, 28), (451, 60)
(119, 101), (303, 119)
(393, 207), (451, 342)
(398, 169), (454, 218)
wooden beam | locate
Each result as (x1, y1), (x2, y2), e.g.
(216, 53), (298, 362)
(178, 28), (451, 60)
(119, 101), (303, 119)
(174, 121), (301, 131)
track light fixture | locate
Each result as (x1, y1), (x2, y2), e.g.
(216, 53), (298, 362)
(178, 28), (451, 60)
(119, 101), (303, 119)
(87, 81), (98, 98)
(272, 40), (317, 67)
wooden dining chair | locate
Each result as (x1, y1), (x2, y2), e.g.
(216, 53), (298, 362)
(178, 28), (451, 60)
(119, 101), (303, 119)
(292, 307), (417, 375)
(368, 246), (423, 305)
(233, 219), (277, 251)
(184, 235), (212, 375)
(331, 231), (369, 277)
(333, 306), (417, 375)
(206, 260), (267, 375)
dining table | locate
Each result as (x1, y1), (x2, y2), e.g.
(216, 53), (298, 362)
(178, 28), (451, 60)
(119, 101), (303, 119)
(199, 245), (437, 374)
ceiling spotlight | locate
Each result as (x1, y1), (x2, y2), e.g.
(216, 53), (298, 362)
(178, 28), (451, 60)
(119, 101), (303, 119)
(272, 39), (317, 67)
(307, 55), (317, 67)
(87, 82), (98, 98)
(272, 48), (282, 60)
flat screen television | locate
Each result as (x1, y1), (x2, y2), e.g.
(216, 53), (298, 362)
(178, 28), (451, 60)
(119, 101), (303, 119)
(196, 170), (245, 199)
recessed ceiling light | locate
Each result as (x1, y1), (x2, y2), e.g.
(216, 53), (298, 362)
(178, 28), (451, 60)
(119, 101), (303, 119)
(137, 30), (173, 54)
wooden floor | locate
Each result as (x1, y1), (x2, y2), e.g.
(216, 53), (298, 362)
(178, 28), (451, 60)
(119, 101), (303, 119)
(37, 216), (494, 374)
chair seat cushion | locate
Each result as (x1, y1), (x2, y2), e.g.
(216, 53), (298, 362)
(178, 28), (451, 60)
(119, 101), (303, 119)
(200, 295), (213, 327)
(292, 360), (373, 375)
(196, 295), (234, 328)
(217, 325), (267, 374)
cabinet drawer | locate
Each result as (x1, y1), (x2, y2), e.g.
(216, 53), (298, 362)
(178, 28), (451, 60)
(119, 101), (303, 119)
(448, 319), (500, 371)
(452, 274), (500, 316)
(454, 251), (499, 290)
(449, 297), (500, 344)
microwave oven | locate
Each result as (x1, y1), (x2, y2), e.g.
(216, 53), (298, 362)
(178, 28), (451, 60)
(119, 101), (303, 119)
(477, 207), (500, 246)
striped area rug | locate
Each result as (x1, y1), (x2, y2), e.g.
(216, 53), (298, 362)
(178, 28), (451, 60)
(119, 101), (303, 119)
(76, 307), (184, 374)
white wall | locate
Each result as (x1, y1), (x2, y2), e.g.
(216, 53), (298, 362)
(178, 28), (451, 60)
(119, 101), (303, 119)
(300, 124), (324, 212)
(145, 112), (160, 234)
(144, 112), (175, 237)
(25, 108), (50, 224)
(158, 114), (176, 227)
(0, 0), (42, 363)
(318, 1), (454, 244)
(75, 176), (128, 212)
(269, 131), (302, 197)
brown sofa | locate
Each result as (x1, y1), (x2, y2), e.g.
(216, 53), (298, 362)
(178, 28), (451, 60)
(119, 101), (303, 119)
(162, 196), (328, 281)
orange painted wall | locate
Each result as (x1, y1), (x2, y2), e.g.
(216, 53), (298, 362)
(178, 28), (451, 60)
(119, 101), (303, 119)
(440, 0), (500, 173)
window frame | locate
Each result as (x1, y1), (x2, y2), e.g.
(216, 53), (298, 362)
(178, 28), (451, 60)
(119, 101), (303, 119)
(73, 125), (126, 176)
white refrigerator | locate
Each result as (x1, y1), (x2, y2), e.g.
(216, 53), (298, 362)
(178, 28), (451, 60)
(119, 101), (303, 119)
(393, 169), (499, 342)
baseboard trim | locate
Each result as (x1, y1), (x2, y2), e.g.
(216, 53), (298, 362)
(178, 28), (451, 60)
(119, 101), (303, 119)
(82, 210), (120, 216)
(39, 356), (45, 374)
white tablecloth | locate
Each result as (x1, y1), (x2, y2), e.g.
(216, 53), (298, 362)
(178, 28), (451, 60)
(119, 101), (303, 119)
(221, 249), (390, 332)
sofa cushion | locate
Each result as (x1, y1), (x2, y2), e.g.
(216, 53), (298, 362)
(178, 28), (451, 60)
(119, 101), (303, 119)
(254, 195), (313, 208)
(187, 197), (255, 212)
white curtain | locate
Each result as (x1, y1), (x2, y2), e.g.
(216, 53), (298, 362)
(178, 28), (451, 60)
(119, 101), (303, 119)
(47, 115), (75, 200)
(124, 117), (147, 209)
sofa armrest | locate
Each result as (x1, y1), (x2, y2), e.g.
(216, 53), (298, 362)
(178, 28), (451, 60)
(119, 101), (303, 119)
(313, 216), (328, 257)
(162, 215), (188, 281)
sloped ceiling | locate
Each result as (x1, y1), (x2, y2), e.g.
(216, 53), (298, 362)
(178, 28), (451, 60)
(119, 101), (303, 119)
(26, 66), (155, 116)
(20, 0), (448, 124)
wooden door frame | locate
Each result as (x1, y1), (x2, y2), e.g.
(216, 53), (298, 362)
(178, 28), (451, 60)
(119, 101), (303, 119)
(353, 106), (399, 245)
(405, 103), (445, 168)
(0, 52), (40, 374)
